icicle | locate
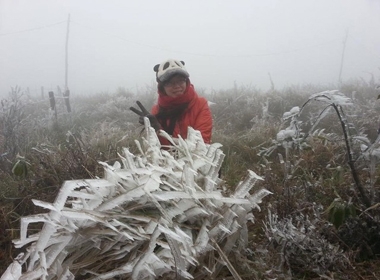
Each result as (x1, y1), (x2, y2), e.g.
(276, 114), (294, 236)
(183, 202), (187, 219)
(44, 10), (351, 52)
(0, 253), (23, 280)
(119, 147), (136, 170)
(233, 170), (263, 199)
(131, 225), (161, 280)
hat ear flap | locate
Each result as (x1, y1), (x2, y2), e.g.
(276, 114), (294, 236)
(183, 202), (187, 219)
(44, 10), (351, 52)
(153, 64), (160, 72)
(180, 61), (185, 66)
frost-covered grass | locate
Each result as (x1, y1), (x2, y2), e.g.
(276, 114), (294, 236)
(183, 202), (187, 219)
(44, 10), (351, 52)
(1, 78), (380, 278)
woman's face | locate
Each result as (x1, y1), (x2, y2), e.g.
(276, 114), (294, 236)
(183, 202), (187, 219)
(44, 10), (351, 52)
(163, 75), (187, 97)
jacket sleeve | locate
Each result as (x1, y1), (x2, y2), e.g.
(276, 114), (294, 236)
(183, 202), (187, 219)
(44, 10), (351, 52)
(193, 99), (213, 144)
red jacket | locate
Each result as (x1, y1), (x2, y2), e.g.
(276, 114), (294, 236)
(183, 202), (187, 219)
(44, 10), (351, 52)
(151, 84), (212, 145)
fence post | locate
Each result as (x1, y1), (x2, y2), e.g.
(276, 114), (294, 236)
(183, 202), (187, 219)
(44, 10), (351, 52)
(64, 89), (71, 113)
(48, 91), (57, 120)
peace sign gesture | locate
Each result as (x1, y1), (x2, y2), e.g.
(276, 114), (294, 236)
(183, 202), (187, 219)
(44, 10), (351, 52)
(129, 101), (149, 118)
(130, 101), (160, 131)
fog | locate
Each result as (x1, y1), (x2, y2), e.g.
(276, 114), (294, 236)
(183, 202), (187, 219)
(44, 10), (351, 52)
(1, 0), (380, 96)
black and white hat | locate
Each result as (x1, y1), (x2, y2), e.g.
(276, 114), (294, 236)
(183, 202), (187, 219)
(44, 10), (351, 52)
(153, 59), (190, 83)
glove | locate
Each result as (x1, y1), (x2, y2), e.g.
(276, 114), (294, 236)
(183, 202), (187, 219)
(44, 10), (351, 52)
(130, 101), (160, 131)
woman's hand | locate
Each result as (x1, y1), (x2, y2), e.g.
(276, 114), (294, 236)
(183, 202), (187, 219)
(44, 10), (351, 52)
(130, 101), (160, 131)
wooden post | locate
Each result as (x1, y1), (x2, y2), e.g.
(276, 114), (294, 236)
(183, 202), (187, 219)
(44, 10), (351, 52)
(64, 89), (71, 113)
(338, 29), (348, 85)
(48, 91), (57, 120)
(65, 14), (70, 92)
(268, 72), (275, 92)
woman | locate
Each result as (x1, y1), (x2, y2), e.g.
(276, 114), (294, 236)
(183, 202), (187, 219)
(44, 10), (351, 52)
(131, 59), (212, 146)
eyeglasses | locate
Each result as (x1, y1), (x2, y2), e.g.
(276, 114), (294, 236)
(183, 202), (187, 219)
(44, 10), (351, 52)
(164, 78), (187, 88)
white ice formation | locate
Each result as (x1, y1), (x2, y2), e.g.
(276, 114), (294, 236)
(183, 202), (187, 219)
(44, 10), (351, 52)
(1, 119), (270, 280)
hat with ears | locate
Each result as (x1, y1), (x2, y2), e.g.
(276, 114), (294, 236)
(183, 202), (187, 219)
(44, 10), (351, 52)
(153, 59), (190, 83)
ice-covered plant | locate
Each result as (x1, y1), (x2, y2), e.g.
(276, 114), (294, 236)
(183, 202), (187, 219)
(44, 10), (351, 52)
(261, 90), (375, 208)
(263, 206), (350, 278)
(1, 87), (28, 157)
(256, 89), (380, 270)
(1, 119), (270, 280)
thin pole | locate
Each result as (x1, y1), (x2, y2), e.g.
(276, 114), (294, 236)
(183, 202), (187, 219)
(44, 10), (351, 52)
(65, 14), (70, 92)
(338, 29), (348, 85)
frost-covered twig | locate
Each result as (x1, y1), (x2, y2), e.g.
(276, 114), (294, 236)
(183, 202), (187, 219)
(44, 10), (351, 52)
(264, 90), (372, 207)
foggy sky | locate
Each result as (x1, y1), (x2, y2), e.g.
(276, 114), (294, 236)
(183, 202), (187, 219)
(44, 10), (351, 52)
(1, 0), (380, 96)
